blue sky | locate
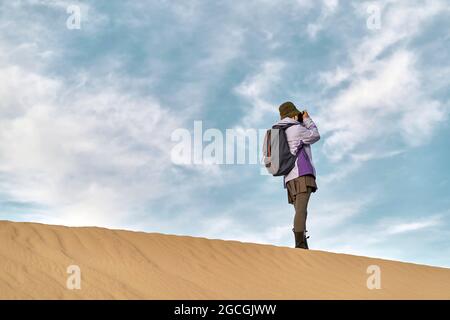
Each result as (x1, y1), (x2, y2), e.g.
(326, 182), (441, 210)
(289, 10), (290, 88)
(0, 0), (449, 267)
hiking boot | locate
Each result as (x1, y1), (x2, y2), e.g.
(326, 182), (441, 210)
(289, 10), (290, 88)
(292, 228), (309, 249)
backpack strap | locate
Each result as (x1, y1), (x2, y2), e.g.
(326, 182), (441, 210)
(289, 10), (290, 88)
(271, 122), (300, 130)
(272, 123), (303, 153)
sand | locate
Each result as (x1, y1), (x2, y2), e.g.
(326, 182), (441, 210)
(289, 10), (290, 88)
(0, 220), (449, 299)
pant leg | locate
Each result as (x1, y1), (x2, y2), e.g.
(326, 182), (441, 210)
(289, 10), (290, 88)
(293, 187), (312, 232)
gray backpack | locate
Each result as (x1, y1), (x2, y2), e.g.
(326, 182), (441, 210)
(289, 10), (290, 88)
(262, 123), (299, 176)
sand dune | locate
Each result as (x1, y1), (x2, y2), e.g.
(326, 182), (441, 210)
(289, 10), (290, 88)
(0, 220), (449, 299)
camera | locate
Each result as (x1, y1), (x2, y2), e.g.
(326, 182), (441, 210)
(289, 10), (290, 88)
(298, 111), (304, 123)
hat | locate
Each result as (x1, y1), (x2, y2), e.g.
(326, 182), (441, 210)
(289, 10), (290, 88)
(279, 101), (301, 119)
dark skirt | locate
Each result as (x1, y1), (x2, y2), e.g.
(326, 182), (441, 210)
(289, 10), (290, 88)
(286, 175), (317, 204)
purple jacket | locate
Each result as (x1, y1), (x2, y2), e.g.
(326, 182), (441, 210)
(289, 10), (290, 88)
(274, 117), (320, 186)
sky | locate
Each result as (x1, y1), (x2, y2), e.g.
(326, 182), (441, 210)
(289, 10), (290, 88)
(0, 0), (449, 267)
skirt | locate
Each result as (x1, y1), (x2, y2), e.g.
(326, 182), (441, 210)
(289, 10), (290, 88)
(286, 175), (317, 205)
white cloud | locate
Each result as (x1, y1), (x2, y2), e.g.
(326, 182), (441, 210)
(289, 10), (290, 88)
(308, 212), (449, 265)
(317, 0), (449, 163)
(350, 148), (405, 162)
(0, 0), (253, 229)
(234, 60), (285, 127)
(308, 193), (376, 231)
(320, 50), (425, 161)
(307, 0), (339, 39)
(0, 62), (182, 228)
(386, 219), (440, 235)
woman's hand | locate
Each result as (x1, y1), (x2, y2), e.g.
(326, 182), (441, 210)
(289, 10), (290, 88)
(302, 110), (310, 119)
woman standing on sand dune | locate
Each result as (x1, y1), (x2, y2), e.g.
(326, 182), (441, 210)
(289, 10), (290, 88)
(274, 102), (320, 249)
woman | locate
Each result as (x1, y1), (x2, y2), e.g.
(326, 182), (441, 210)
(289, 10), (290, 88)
(276, 101), (320, 249)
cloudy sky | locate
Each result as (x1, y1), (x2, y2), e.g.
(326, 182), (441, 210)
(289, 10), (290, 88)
(1, 0), (449, 267)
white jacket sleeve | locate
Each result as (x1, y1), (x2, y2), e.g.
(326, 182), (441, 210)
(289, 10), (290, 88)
(298, 117), (320, 145)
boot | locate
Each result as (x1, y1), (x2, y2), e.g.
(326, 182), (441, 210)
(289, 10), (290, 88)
(292, 228), (309, 249)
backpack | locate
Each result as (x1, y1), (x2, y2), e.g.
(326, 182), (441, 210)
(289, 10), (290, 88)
(262, 123), (300, 176)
